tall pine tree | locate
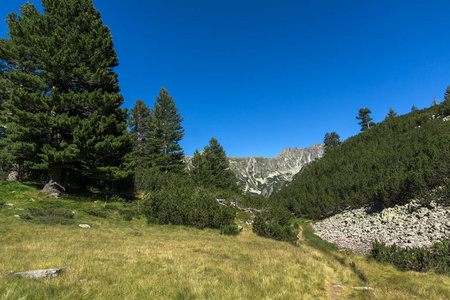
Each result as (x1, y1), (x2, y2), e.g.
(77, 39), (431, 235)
(146, 88), (185, 173)
(323, 132), (341, 153)
(386, 107), (397, 119)
(128, 99), (150, 171)
(356, 107), (373, 131)
(0, 0), (132, 189)
(190, 137), (239, 191)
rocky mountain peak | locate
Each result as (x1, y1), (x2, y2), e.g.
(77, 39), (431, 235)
(185, 144), (324, 197)
(228, 144), (324, 197)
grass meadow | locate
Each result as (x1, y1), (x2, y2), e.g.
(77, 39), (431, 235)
(0, 182), (449, 299)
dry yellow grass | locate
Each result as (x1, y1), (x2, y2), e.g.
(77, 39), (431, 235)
(0, 213), (366, 300)
(0, 183), (449, 299)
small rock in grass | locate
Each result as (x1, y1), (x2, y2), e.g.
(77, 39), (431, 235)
(79, 224), (91, 229)
(14, 268), (64, 279)
(14, 215), (20, 218)
(5, 203), (14, 206)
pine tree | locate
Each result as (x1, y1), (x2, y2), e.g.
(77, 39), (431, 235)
(190, 137), (239, 191)
(323, 132), (341, 153)
(0, 62), (13, 175)
(356, 107), (373, 131)
(411, 105), (419, 112)
(128, 99), (150, 170)
(146, 88), (185, 173)
(0, 0), (132, 189)
(190, 148), (203, 185)
(386, 107), (397, 119)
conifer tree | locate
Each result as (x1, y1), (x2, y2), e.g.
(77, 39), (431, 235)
(0, 0), (132, 188)
(386, 107), (397, 119)
(190, 148), (203, 185)
(323, 132), (341, 153)
(190, 137), (239, 191)
(356, 107), (373, 131)
(128, 99), (150, 170)
(146, 88), (185, 173)
(411, 105), (419, 112)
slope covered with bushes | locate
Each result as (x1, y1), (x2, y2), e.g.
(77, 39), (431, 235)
(272, 102), (450, 219)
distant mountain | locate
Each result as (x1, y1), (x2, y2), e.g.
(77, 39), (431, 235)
(186, 144), (324, 197)
(228, 145), (324, 197)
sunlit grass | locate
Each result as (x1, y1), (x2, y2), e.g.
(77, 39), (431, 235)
(0, 182), (449, 299)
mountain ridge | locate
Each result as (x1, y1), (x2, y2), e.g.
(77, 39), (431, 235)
(186, 144), (324, 197)
(228, 144), (324, 197)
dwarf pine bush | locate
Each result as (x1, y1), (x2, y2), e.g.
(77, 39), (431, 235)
(370, 239), (450, 275)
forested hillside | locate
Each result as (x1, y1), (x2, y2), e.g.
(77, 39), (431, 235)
(272, 98), (450, 219)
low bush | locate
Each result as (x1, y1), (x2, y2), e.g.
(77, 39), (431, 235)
(83, 207), (108, 218)
(252, 205), (298, 243)
(370, 239), (450, 275)
(143, 189), (236, 230)
(220, 224), (240, 235)
(27, 207), (74, 225)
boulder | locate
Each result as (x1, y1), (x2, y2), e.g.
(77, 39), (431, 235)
(13, 268), (64, 279)
(7, 170), (19, 182)
(42, 180), (65, 197)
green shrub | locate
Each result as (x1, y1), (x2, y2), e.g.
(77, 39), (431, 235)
(252, 206), (298, 243)
(220, 224), (240, 235)
(19, 213), (32, 220)
(370, 239), (450, 275)
(143, 189), (236, 229)
(27, 207), (74, 225)
(83, 207), (108, 218)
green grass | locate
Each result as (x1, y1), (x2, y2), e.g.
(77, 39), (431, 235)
(1, 182), (449, 299)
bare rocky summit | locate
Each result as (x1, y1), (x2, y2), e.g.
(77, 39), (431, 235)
(228, 144), (324, 197)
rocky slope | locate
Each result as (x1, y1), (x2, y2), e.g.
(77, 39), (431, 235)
(185, 144), (324, 197)
(228, 144), (324, 197)
(312, 201), (450, 255)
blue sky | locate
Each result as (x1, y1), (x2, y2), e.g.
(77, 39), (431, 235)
(1, 0), (449, 158)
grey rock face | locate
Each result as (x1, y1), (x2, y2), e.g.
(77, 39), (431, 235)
(228, 144), (324, 197)
(312, 201), (450, 255)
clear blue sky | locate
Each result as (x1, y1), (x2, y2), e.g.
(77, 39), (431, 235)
(1, 0), (449, 158)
